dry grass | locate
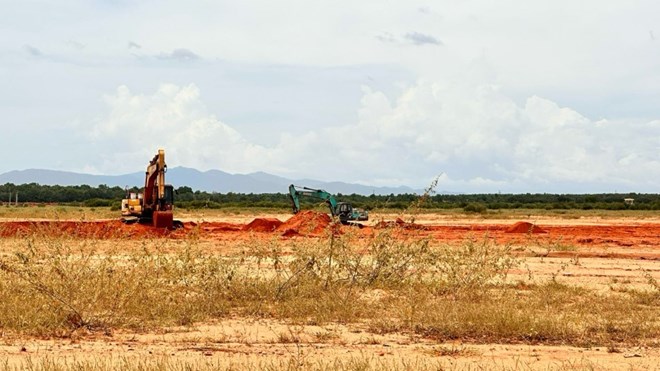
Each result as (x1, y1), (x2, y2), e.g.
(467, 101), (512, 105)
(0, 205), (117, 220)
(0, 354), (625, 371)
(0, 228), (658, 370)
(0, 221), (658, 350)
(0, 205), (289, 221)
(1, 204), (658, 222)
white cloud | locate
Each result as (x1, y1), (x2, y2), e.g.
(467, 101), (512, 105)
(4, 1), (660, 193)
(89, 84), (274, 174)
(88, 82), (659, 193)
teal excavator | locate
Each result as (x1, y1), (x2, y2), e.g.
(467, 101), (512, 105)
(288, 184), (369, 225)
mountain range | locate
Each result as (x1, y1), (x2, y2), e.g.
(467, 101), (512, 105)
(0, 167), (419, 195)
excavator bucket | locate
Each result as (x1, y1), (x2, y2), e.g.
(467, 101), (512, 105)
(153, 211), (174, 229)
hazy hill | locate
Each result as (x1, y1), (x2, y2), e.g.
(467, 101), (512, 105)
(0, 167), (418, 195)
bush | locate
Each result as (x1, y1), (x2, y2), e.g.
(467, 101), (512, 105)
(463, 202), (487, 213)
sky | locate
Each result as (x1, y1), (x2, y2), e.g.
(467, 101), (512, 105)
(1, 0), (659, 193)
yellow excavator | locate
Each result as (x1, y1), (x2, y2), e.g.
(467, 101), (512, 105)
(121, 149), (179, 229)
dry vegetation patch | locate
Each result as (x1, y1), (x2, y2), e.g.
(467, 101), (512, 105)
(0, 209), (658, 369)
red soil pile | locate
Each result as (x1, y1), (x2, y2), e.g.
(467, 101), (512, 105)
(0, 220), (173, 239)
(505, 221), (547, 234)
(277, 211), (332, 236)
(280, 228), (300, 237)
(375, 217), (426, 230)
(243, 218), (284, 232)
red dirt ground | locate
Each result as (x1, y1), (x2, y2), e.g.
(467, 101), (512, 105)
(0, 220), (173, 239)
(505, 221), (547, 233)
(374, 217), (426, 230)
(1, 212), (659, 368)
(275, 210), (332, 236)
(242, 218), (283, 232)
(0, 213), (659, 259)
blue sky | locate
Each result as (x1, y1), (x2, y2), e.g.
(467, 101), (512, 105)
(1, 0), (658, 192)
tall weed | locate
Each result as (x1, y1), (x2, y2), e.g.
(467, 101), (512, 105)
(430, 237), (517, 298)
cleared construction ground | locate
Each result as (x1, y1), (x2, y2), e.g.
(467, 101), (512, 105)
(0, 210), (658, 370)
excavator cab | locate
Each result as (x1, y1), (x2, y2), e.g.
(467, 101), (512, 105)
(161, 184), (175, 210)
(336, 202), (354, 223)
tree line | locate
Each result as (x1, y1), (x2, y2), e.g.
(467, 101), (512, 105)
(1, 182), (659, 210)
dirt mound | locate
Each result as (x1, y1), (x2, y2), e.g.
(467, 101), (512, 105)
(243, 218), (283, 232)
(280, 228), (300, 237)
(375, 217), (426, 230)
(505, 221), (547, 234)
(0, 220), (173, 239)
(277, 211), (332, 236)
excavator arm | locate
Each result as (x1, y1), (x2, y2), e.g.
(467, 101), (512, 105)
(142, 151), (161, 211)
(288, 184), (338, 216)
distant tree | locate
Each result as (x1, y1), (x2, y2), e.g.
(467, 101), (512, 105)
(177, 186), (194, 194)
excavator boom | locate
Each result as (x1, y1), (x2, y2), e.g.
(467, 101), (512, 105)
(289, 184), (338, 215)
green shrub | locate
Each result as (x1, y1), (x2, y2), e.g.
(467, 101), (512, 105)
(463, 202), (487, 213)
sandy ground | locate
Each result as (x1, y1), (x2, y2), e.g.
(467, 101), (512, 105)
(4, 319), (659, 370)
(1, 211), (659, 369)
